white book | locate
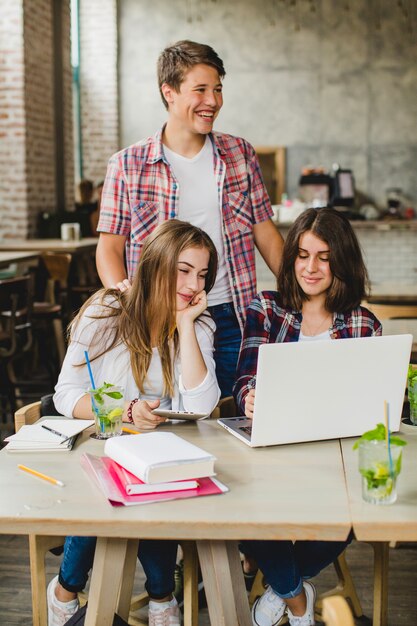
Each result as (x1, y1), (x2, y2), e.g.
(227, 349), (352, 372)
(104, 431), (216, 484)
(5, 418), (94, 452)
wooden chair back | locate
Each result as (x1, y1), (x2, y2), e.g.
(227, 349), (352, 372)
(362, 301), (417, 320)
(322, 596), (355, 626)
(41, 252), (72, 305)
(14, 400), (41, 432)
(210, 396), (237, 419)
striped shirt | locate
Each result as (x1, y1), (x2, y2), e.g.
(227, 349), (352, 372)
(233, 290), (382, 412)
(97, 127), (273, 330)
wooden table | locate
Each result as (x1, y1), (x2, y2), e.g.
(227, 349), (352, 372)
(0, 251), (39, 269)
(342, 426), (417, 625)
(0, 237), (98, 254)
(0, 420), (350, 626)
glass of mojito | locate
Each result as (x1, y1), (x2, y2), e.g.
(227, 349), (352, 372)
(407, 366), (417, 425)
(358, 439), (403, 505)
(88, 383), (124, 439)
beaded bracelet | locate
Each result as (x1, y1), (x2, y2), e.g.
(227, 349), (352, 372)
(126, 397), (139, 423)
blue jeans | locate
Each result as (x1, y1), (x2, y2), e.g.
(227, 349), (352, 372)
(207, 302), (242, 398)
(240, 534), (352, 598)
(59, 536), (178, 599)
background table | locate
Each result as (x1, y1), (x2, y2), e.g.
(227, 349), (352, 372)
(0, 238), (98, 254)
(0, 251), (39, 268)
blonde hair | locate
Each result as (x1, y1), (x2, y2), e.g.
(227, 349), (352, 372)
(71, 220), (218, 396)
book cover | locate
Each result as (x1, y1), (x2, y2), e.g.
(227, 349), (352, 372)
(104, 431), (216, 484)
(81, 453), (228, 507)
(108, 459), (199, 495)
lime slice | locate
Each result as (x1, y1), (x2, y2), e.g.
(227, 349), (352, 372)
(374, 463), (390, 479)
(107, 407), (123, 421)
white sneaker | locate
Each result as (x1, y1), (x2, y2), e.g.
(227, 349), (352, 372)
(252, 585), (286, 626)
(148, 597), (181, 626)
(47, 575), (80, 626)
(287, 581), (316, 626)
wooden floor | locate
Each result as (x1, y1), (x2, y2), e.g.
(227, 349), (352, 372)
(0, 535), (416, 625)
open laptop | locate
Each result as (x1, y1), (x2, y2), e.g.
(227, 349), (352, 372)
(218, 334), (412, 447)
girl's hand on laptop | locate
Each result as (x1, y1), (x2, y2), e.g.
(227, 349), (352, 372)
(245, 389), (255, 419)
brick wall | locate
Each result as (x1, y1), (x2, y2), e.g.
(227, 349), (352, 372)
(60, 1), (75, 213)
(79, 0), (119, 186)
(0, 0), (73, 239)
(23, 0), (56, 236)
(0, 0), (27, 239)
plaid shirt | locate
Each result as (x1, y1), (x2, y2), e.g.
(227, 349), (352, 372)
(233, 290), (382, 412)
(98, 127), (273, 330)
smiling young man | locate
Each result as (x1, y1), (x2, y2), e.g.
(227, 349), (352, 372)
(96, 40), (284, 397)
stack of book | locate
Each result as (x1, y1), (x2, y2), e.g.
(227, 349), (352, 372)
(81, 431), (228, 506)
(5, 419), (94, 452)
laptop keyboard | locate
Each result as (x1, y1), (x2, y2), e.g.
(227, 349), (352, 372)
(239, 425), (253, 436)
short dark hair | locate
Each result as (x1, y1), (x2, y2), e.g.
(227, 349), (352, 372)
(157, 40), (226, 109)
(277, 208), (369, 313)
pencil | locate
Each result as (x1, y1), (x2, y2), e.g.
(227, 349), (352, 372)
(122, 427), (140, 435)
(18, 464), (65, 487)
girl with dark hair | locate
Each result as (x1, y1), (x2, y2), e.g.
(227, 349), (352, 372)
(234, 208), (381, 626)
(48, 220), (220, 626)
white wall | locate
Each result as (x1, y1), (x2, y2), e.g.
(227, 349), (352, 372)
(118, 0), (417, 207)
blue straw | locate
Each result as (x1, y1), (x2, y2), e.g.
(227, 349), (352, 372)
(84, 351), (99, 418)
(386, 402), (394, 478)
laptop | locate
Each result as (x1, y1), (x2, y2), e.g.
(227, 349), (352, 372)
(218, 334), (412, 447)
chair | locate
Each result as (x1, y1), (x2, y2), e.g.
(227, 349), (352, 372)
(0, 276), (33, 422)
(322, 596), (355, 626)
(32, 252), (72, 374)
(248, 548), (363, 624)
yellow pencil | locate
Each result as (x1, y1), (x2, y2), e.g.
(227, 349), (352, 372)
(122, 427), (141, 435)
(18, 464), (65, 487)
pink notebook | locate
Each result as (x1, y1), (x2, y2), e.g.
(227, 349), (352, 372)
(81, 453), (228, 507)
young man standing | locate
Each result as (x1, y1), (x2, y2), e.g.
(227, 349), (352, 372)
(96, 40), (284, 398)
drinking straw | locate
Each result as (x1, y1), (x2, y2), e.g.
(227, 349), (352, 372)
(384, 400), (394, 477)
(84, 350), (99, 418)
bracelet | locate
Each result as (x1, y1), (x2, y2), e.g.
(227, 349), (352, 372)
(127, 398), (139, 423)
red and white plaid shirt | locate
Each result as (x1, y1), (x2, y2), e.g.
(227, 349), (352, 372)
(98, 127), (273, 329)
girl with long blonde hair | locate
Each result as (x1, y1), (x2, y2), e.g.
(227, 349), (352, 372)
(48, 220), (220, 626)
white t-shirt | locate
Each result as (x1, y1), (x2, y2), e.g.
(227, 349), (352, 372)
(299, 329), (332, 341)
(53, 300), (220, 417)
(163, 136), (232, 306)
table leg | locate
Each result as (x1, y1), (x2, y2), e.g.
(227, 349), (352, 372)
(197, 539), (251, 626)
(182, 541), (199, 626)
(371, 541), (389, 626)
(84, 537), (136, 626)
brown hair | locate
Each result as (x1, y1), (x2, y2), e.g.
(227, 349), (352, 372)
(277, 208), (369, 313)
(157, 40), (226, 109)
(71, 220), (218, 396)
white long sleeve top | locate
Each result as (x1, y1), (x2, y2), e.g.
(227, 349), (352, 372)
(53, 302), (220, 418)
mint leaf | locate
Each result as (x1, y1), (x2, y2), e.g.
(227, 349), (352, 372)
(104, 391), (123, 399)
(353, 422), (407, 450)
(408, 365), (417, 385)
